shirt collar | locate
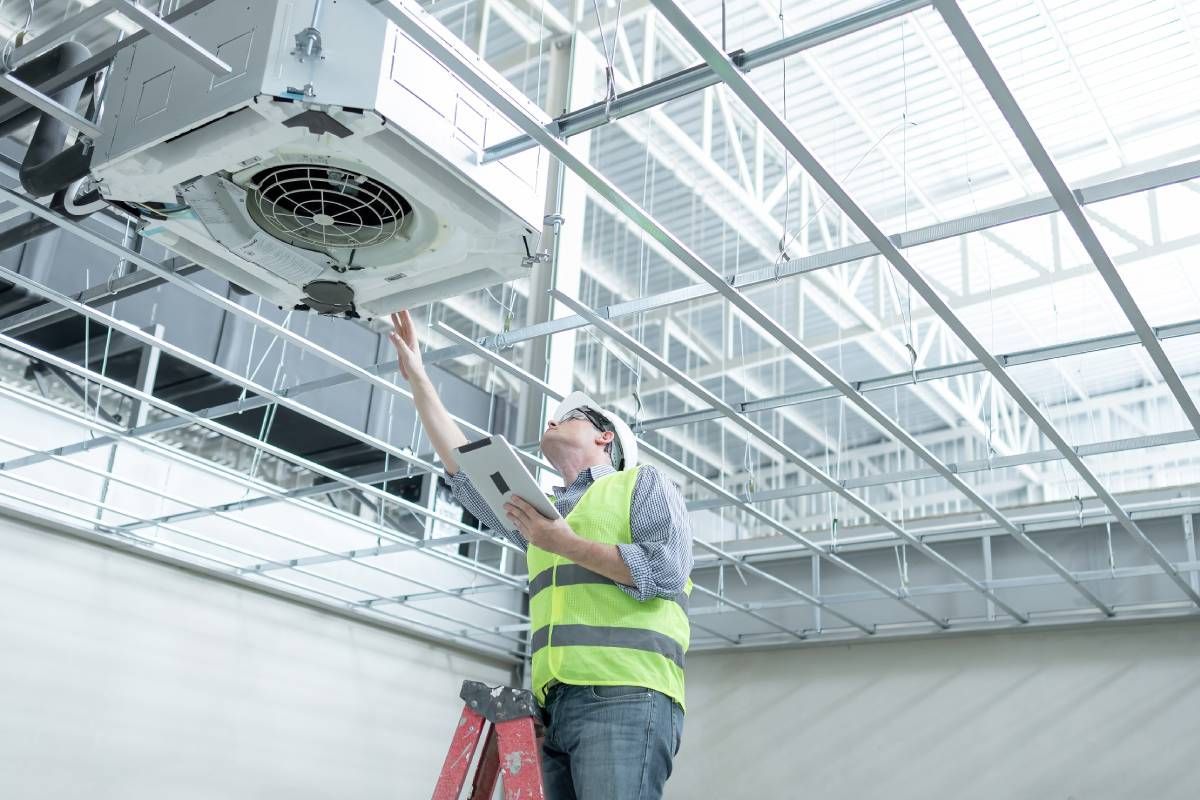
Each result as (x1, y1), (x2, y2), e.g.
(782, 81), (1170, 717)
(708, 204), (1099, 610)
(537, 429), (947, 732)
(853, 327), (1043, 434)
(552, 463), (615, 496)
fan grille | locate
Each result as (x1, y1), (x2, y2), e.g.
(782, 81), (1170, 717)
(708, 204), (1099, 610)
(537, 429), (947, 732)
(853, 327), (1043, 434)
(247, 165), (412, 251)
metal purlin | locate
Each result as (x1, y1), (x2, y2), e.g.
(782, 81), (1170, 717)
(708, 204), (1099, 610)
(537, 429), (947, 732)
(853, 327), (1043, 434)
(933, 0), (1200, 441)
(481, 0), (934, 162)
(646, 0), (1200, 607)
(638, 318), (1200, 434)
(375, 0), (1029, 623)
(0, 484), (524, 662)
(0, 277), (529, 593)
(0, 349), (528, 619)
(433, 321), (888, 636)
(0, 463), (527, 650)
(0, 394), (527, 630)
(686, 428), (1199, 517)
(0, 379), (521, 625)
(424, 157), (1200, 366)
(0, 383), (526, 650)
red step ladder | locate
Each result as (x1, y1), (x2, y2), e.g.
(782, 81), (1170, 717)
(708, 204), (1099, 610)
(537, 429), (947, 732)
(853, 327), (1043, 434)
(431, 680), (545, 800)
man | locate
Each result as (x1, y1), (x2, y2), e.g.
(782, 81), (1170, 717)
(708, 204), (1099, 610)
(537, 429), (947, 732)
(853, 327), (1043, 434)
(388, 310), (693, 800)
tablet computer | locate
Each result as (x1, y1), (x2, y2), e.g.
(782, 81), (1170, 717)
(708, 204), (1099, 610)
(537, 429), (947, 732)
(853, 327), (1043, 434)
(454, 435), (562, 524)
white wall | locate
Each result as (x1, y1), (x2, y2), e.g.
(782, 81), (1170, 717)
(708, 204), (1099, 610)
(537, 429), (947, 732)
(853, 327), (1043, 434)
(670, 619), (1200, 800)
(0, 508), (512, 800)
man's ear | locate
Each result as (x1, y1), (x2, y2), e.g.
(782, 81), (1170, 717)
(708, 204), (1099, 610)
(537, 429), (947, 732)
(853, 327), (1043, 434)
(596, 430), (615, 447)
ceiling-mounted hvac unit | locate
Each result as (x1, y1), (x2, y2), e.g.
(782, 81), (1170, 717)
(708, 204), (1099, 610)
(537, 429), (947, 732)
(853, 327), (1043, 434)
(88, 0), (547, 319)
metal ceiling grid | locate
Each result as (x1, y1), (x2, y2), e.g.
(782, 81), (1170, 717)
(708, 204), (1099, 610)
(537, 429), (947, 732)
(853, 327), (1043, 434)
(0, 0), (1190, 652)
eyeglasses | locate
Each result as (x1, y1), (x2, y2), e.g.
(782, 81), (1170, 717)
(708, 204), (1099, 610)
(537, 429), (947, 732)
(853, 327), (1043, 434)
(557, 406), (623, 468)
(559, 407), (610, 434)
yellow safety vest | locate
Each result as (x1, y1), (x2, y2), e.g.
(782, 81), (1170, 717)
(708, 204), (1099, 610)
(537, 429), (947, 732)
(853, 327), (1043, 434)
(526, 466), (691, 710)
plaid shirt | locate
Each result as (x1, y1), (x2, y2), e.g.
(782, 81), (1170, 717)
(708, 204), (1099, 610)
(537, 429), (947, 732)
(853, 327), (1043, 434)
(448, 464), (693, 601)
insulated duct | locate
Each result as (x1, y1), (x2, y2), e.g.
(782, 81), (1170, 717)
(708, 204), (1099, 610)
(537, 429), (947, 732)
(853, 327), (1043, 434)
(0, 41), (98, 197)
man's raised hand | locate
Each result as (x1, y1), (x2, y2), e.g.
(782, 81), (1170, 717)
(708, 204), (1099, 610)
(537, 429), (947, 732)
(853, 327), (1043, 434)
(388, 310), (426, 383)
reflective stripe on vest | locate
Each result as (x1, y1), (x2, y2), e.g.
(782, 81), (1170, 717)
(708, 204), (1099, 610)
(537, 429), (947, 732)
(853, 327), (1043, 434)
(529, 624), (685, 669)
(528, 563), (689, 612)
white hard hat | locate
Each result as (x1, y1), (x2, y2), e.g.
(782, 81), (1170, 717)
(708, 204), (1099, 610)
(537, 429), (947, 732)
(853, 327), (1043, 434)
(550, 391), (639, 470)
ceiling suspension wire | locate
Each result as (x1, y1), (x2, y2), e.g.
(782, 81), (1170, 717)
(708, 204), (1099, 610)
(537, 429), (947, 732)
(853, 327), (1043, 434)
(776, 0), (791, 267)
(590, 0), (624, 120)
(900, 17), (915, 370)
(381, 384), (396, 532)
(0, 0), (34, 68)
(721, 0), (726, 52)
(631, 109), (659, 428)
(80, 267), (96, 434)
(960, 46), (1002, 474)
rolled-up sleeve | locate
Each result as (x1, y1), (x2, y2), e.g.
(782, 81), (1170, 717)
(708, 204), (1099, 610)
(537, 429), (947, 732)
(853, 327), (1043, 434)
(616, 466), (694, 602)
(447, 470), (528, 551)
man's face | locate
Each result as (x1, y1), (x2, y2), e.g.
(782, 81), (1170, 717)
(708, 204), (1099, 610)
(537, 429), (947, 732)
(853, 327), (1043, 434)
(541, 409), (613, 466)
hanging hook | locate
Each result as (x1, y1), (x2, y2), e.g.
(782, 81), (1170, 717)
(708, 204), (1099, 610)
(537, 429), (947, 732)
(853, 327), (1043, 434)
(905, 341), (918, 384)
(1105, 522), (1116, 577)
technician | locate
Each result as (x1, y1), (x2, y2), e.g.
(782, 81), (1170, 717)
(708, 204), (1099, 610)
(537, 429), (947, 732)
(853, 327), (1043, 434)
(387, 310), (693, 800)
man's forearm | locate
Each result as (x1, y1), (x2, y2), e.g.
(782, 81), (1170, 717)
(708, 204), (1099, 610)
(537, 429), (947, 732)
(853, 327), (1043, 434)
(409, 371), (470, 474)
(555, 534), (636, 588)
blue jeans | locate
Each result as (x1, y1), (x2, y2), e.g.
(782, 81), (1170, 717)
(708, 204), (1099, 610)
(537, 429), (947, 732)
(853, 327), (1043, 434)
(540, 684), (684, 800)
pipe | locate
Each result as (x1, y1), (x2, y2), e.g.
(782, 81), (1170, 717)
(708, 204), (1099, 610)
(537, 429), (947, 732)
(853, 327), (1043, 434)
(0, 216), (57, 252)
(0, 44), (93, 138)
(0, 1), (220, 131)
(15, 41), (96, 197)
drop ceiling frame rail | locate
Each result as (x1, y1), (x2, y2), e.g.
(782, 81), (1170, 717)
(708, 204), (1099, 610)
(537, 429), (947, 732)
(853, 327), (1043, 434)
(0, 268), (529, 591)
(645, 0), (1200, 608)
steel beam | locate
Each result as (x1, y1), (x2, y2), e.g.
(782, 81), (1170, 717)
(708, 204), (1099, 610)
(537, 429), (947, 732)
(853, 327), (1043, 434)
(22, 156), (1185, 462)
(421, 157), (1200, 367)
(693, 561), (1200, 619)
(687, 428), (1198, 517)
(0, 72), (100, 137)
(0, 380), (516, 594)
(638, 318), (1200, 432)
(8, 2), (119, 66)
(933, 0), (1200, 440)
(481, 0), (932, 162)
(104, 0), (231, 75)
(0, 2), (220, 129)
(706, 494), (1200, 567)
(649, 0), (1200, 608)
(0, 425), (527, 626)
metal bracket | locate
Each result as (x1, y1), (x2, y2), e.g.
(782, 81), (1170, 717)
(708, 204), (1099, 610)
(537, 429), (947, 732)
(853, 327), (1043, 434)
(292, 27), (324, 62)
